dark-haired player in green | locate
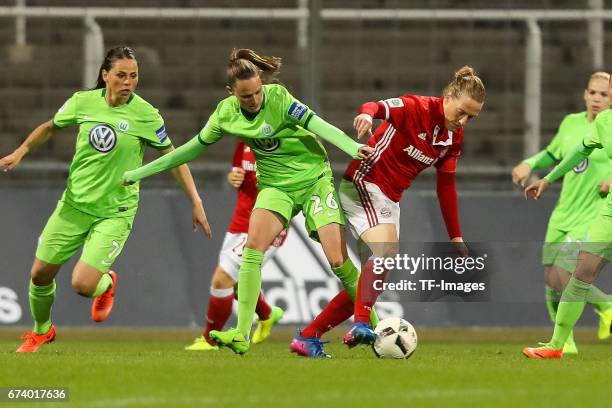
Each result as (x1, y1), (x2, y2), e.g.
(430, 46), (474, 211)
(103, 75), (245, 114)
(124, 48), (376, 355)
(1, 46), (211, 353)
(512, 72), (612, 354)
(523, 75), (612, 359)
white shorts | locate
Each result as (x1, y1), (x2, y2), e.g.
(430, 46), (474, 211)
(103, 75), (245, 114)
(339, 179), (400, 239)
(218, 230), (287, 281)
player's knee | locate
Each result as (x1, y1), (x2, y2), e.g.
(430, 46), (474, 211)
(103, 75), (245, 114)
(328, 255), (347, 269)
(244, 239), (268, 253)
(211, 267), (234, 289)
(71, 277), (95, 297)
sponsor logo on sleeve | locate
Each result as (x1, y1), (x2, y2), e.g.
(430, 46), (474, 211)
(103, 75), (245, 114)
(156, 125), (169, 143)
(385, 98), (404, 108)
(288, 102), (308, 121)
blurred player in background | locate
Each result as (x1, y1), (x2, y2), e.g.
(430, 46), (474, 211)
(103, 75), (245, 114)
(291, 67), (485, 357)
(512, 72), (612, 354)
(185, 141), (285, 351)
(124, 48), (375, 355)
(0, 46), (211, 353)
(523, 74), (612, 359)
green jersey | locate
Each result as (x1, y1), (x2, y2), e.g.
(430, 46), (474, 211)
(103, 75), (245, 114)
(197, 84), (332, 191)
(584, 109), (612, 212)
(544, 112), (610, 231)
(53, 88), (172, 218)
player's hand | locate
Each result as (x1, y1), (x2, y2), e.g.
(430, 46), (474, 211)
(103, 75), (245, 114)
(122, 171), (136, 186)
(511, 162), (531, 187)
(227, 168), (246, 188)
(192, 199), (212, 238)
(524, 178), (550, 200)
(353, 113), (374, 140)
(0, 149), (26, 172)
(599, 179), (612, 197)
(357, 145), (374, 160)
(451, 237), (469, 257)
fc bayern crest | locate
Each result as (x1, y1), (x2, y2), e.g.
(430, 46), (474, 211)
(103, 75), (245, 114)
(572, 158), (589, 174)
(89, 124), (117, 153)
(253, 138), (281, 152)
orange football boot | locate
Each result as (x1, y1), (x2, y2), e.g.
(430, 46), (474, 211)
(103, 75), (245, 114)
(522, 344), (563, 359)
(91, 271), (117, 322)
(16, 325), (56, 353)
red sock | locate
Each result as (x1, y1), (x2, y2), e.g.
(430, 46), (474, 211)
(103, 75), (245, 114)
(203, 289), (234, 344)
(255, 292), (272, 321)
(302, 290), (354, 338)
(354, 259), (388, 323)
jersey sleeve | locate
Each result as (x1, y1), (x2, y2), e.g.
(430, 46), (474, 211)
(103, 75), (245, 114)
(52, 93), (79, 128)
(279, 85), (315, 128)
(583, 116), (604, 149)
(232, 141), (245, 168)
(197, 105), (224, 146)
(143, 110), (173, 150)
(379, 97), (409, 129)
(545, 117), (568, 160)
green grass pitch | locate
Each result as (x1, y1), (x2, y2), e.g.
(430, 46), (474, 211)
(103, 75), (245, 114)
(1, 327), (610, 408)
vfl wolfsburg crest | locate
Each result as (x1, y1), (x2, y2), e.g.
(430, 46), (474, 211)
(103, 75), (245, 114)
(261, 123), (274, 137)
(89, 124), (117, 153)
(253, 137), (281, 152)
(573, 158), (589, 174)
(118, 120), (129, 132)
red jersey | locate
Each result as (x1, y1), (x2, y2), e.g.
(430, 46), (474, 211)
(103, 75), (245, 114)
(227, 141), (258, 233)
(344, 95), (463, 202)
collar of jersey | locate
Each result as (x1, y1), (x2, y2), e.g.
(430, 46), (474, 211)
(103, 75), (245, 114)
(239, 92), (266, 121)
(101, 87), (134, 107)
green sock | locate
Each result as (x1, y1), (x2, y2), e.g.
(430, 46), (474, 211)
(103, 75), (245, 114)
(91, 273), (113, 297)
(585, 284), (612, 312)
(331, 258), (379, 327)
(237, 248), (264, 338)
(544, 285), (560, 323)
(28, 280), (56, 335)
(332, 258), (359, 300)
(550, 277), (590, 349)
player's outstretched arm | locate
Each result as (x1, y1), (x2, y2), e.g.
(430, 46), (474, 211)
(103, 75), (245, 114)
(0, 120), (55, 172)
(163, 147), (212, 238)
(512, 150), (558, 186)
(123, 136), (207, 184)
(306, 115), (373, 159)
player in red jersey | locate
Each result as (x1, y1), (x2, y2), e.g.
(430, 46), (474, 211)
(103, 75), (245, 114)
(186, 141), (287, 351)
(291, 66), (485, 356)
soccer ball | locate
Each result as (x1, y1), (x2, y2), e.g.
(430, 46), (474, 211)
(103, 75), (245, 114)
(372, 317), (417, 359)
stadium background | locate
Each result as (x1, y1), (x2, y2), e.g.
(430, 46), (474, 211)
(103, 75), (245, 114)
(1, 0), (611, 330)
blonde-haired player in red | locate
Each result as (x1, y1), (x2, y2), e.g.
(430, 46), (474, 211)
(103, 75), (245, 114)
(291, 66), (485, 356)
(186, 141), (286, 351)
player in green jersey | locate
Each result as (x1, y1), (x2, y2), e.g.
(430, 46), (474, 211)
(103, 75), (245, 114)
(512, 72), (612, 353)
(523, 75), (612, 359)
(0, 46), (211, 353)
(124, 48), (375, 355)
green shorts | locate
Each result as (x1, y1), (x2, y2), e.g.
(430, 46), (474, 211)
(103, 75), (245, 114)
(35, 200), (133, 273)
(254, 172), (344, 241)
(542, 226), (589, 273)
(583, 208), (612, 261)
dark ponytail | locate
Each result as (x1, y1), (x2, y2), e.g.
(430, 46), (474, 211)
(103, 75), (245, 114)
(93, 46), (137, 89)
(226, 48), (282, 88)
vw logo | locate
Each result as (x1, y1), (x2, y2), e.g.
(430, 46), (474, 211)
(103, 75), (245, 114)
(253, 138), (280, 152)
(573, 158), (588, 174)
(89, 124), (117, 153)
